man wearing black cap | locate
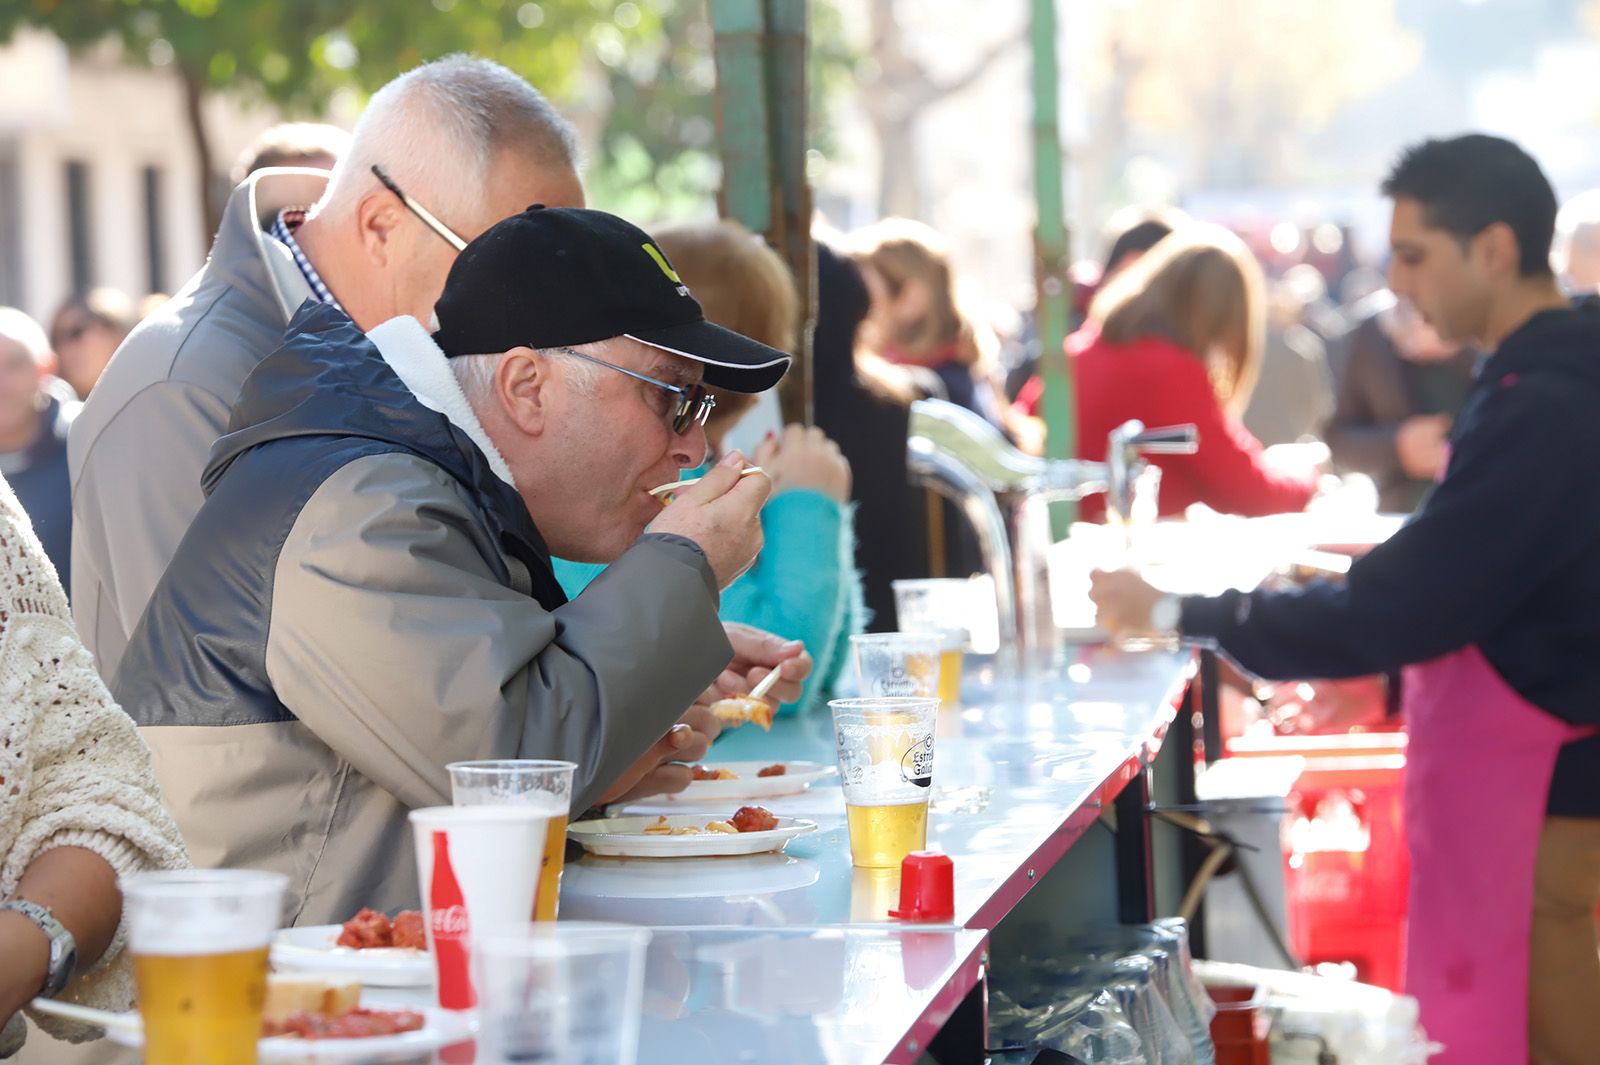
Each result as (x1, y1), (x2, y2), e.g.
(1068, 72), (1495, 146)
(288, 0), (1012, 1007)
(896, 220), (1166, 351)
(113, 207), (808, 925)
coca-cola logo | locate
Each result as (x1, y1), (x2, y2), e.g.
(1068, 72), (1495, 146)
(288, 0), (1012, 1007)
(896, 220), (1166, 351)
(901, 735), (934, 787)
(430, 903), (469, 939)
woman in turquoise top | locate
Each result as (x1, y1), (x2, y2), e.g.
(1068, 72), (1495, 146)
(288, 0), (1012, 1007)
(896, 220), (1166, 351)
(552, 220), (863, 715)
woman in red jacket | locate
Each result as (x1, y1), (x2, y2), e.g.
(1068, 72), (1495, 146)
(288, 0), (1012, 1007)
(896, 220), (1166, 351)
(1014, 223), (1318, 521)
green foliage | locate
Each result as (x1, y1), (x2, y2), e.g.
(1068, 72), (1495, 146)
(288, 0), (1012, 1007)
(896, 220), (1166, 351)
(0, 0), (644, 111)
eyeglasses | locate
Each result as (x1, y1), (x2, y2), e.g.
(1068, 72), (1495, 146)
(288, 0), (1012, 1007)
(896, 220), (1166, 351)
(548, 345), (715, 435)
(371, 165), (467, 252)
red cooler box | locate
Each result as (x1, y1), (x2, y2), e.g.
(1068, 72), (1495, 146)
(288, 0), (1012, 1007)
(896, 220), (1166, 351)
(1228, 735), (1409, 991)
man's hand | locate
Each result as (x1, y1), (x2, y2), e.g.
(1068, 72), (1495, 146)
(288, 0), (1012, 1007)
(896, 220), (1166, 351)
(1088, 569), (1167, 636)
(706, 622), (812, 706)
(596, 705), (723, 806)
(1395, 414), (1451, 480)
(647, 450), (771, 589)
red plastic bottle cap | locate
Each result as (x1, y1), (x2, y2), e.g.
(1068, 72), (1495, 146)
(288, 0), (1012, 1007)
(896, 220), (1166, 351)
(889, 850), (955, 921)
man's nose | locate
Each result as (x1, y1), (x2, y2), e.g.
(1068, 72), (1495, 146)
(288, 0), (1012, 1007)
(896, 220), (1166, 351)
(671, 423), (709, 469)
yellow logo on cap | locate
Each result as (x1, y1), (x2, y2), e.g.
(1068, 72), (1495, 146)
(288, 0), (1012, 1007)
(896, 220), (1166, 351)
(642, 243), (688, 293)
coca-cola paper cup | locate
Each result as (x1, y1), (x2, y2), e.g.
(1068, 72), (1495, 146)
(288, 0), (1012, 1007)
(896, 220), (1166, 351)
(409, 802), (559, 1009)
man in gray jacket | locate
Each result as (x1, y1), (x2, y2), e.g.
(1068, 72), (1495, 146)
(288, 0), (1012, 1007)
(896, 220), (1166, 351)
(116, 206), (804, 925)
(70, 54), (585, 679)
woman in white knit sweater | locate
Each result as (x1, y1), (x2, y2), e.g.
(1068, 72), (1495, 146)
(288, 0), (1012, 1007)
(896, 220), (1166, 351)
(0, 473), (187, 1057)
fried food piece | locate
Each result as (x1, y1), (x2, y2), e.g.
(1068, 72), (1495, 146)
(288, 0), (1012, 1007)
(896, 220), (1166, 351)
(389, 910), (426, 950)
(709, 694), (775, 731)
(730, 805), (779, 833)
(263, 975), (362, 1025)
(704, 820), (738, 833)
(756, 763), (786, 778)
(691, 765), (738, 781)
(642, 815), (676, 835)
(336, 908), (392, 949)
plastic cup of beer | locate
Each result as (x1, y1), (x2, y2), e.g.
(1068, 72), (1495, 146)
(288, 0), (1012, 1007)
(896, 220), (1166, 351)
(471, 921), (651, 1065)
(447, 759), (576, 922)
(891, 579), (975, 708)
(851, 633), (942, 701)
(829, 696), (938, 868)
(120, 868), (287, 1065)
(410, 801), (559, 1010)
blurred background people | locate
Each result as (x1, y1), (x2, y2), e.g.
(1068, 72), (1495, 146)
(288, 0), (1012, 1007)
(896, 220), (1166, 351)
(1014, 223), (1318, 521)
(1324, 293), (1477, 512)
(228, 121), (351, 184)
(812, 237), (939, 632)
(1242, 264), (1335, 446)
(1553, 189), (1600, 297)
(228, 121), (352, 226)
(554, 219), (864, 711)
(0, 311), (77, 593)
(849, 217), (1007, 428)
(46, 290), (133, 401)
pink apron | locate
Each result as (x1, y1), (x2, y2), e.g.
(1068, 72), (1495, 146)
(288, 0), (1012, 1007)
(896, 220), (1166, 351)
(1401, 645), (1596, 1063)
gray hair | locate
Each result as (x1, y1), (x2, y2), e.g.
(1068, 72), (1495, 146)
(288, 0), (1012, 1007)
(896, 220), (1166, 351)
(312, 55), (577, 227)
(451, 347), (605, 408)
(0, 307), (51, 366)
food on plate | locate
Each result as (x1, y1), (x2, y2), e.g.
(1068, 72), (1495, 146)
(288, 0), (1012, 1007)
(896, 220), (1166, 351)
(731, 805), (780, 833)
(640, 806), (779, 836)
(642, 815), (738, 835)
(263, 974), (363, 1025)
(264, 1007), (426, 1041)
(756, 763), (787, 778)
(708, 694), (774, 731)
(389, 909), (426, 950)
(336, 907), (425, 950)
(691, 765), (738, 781)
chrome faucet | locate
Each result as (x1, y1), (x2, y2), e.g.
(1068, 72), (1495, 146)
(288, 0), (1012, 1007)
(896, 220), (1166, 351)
(906, 399), (1197, 673)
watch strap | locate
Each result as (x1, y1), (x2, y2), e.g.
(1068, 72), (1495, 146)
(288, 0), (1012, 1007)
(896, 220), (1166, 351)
(1, 899), (77, 997)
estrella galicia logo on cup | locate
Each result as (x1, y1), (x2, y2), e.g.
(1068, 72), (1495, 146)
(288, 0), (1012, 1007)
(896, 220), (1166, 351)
(874, 665), (921, 697)
(901, 735), (934, 787)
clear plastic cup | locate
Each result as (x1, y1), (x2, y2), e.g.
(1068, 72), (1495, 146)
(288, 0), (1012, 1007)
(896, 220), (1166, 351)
(850, 633), (942, 700)
(891, 579), (976, 708)
(829, 696), (939, 868)
(447, 759), (577, 922)
(411, 802), (559, 1010)
(471, 921), (651, 1065)
(120, 869), (287, 1065)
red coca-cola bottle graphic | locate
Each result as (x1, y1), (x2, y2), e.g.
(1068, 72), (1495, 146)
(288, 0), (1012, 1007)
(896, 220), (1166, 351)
(429, 829), (476, 1009)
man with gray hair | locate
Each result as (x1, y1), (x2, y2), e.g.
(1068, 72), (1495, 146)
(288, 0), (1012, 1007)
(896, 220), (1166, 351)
(115, 207), (802, 923)
(70, 54), (585, 680)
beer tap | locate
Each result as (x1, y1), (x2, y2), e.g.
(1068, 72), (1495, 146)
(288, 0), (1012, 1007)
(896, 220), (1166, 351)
(906, 399), (1197, 674)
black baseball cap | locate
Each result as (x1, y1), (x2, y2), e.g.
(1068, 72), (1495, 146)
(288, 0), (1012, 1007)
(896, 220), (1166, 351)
(431, 206), (791, 393)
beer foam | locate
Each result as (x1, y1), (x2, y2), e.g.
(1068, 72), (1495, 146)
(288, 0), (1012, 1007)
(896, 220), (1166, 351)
(128, 910), (275, 955)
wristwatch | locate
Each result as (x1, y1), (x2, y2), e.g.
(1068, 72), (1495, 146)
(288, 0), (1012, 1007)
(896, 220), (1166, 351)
(1150, 593), (1182, 636)
(1, 899), (78, 997)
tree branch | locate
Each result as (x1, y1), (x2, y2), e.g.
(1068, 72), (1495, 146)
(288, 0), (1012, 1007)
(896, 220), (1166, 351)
(902, 23), (1026, 113)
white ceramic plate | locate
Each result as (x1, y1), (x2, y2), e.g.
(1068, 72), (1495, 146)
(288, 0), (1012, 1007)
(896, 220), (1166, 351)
(562, 852), (821, 900)
(102, 1005), (471, 1062)
(270, 926), (431, 987)
(567, 815), (818, 858)
(670, 761), (835, 801)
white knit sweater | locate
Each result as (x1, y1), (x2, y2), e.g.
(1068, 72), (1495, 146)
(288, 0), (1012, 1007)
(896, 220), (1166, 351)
(0, 477), (188, 1053)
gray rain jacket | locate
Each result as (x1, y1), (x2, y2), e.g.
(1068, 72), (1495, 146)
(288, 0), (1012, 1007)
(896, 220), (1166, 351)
(70, 168), (328, 680)
(115, 301), (732, 925)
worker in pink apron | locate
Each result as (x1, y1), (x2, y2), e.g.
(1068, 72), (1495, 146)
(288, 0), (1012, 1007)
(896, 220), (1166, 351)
(1091, 133), (1600, 1065)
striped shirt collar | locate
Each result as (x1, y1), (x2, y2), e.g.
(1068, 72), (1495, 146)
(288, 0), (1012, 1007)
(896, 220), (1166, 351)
(270, 208), (342, 311)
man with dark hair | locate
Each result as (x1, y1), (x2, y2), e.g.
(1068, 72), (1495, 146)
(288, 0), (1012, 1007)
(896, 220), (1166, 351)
(1094, 133), (1600, 1065)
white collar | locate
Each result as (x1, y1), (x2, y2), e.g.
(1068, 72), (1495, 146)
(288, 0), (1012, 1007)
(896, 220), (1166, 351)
(364, 316), (518, 488)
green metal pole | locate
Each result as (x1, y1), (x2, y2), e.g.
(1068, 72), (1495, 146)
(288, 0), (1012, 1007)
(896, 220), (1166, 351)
(763, 0), (815, 426)
(711, 0), (774, 235)
(1030, 0), (1075, 531)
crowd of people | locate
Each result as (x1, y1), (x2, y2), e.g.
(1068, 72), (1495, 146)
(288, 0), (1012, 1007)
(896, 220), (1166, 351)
(0, 49), (1594, 1065)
